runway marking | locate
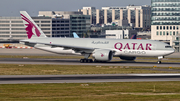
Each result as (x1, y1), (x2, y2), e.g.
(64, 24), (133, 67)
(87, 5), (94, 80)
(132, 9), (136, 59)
(130, 74), (180, 76)
(119, 93), (180, 95)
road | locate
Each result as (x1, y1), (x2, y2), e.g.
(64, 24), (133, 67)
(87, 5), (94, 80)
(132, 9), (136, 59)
(0, 74), (180, 84)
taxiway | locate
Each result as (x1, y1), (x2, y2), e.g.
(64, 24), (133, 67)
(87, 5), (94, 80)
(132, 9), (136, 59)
(0, 58), (179, 67)
(0, 49), (180, 84)
(0, 74), (180, 84)
(0, 48), (180, 58)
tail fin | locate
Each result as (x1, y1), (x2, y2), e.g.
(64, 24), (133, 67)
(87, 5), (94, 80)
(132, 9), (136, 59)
(73, 32), (79, 38)
(20, 11), (47, 39)
(130, 34), (137, 39)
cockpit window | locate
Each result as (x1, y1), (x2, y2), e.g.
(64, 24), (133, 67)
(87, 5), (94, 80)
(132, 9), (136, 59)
(165, 46), (172, 48)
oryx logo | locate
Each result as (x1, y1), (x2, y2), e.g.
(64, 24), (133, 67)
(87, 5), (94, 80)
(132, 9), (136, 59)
(101, 53), (104, 57)
(21, 14), (41, 39)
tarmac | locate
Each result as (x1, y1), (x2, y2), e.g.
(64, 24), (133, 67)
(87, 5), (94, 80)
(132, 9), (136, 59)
(0, 48), (180, 58)
(0, 48), (180, 84)
(0, 58), (180, 67)
(0, 74), (180, 84)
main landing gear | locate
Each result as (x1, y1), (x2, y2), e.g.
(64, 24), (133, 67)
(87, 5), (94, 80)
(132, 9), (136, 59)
(80, 59), (93, 63)
(157, 56), (164, 64)
(80, 54), (93, 63)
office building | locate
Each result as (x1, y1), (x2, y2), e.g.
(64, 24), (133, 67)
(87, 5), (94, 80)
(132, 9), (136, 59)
(106, 29), (137, 39)
(0, 16), (52, 39)
(52, 18), (70, 37)
(39, 11), (91, 37)
(79, 5), (151, 30)
(0, 11), (91, 39)
(151, 0), (180, 50)
(172, 34), (180, 52)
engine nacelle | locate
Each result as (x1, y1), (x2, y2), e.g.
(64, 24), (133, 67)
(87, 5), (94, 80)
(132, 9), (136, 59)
(120, 56), (136, 61)
(92, 49), (113, 61)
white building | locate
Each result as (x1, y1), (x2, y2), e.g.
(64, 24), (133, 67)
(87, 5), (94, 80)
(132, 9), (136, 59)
(106, 29), (137, 39)
(151, 0), (180, 49)
(0, 17), (52, 40)
(79, 5), (151, 30)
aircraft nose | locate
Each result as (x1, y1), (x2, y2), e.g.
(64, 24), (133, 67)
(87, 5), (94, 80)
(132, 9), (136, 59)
(170, 48), (175, 54)
(164, 48), (175, 55)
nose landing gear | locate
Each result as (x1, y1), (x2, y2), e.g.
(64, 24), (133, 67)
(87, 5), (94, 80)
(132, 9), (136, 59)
(157, 56), (164, 64)
(157, 61), (161, 64)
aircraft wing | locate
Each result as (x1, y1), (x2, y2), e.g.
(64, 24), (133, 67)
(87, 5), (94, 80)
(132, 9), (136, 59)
(21, 40), (95, 53)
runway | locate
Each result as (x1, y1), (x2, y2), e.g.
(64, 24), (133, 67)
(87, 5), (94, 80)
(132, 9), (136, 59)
(0, 74), (180, 84)
(0, 58), (180, 67)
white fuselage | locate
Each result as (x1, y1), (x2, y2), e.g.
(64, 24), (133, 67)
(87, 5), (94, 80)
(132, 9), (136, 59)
(31, 38), (175, 57)
(36, 47), (174, 57)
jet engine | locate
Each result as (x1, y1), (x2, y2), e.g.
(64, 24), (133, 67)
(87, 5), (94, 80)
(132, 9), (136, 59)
(92, 49), (113, 61)
(119, 56), (136, 61)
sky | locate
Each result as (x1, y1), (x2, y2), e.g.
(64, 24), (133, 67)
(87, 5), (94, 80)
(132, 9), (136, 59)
(0, 0), (151, 16)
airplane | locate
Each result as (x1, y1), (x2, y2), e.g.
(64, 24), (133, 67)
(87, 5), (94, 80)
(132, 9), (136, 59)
(73, 32), (80, 38)
(20, 11), (175, 64)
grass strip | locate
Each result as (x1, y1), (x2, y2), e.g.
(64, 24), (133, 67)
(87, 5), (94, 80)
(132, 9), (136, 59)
(0, 82), (180, 101)
(0, 64), (180, 75)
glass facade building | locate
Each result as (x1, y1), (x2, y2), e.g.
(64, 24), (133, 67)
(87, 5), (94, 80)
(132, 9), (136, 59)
(52, 19), (70, 37)
(70, 15), (91, 37)
(173, 35), (180, 52)
(151, 0), (180, 52)
(151, 0), (180, 25)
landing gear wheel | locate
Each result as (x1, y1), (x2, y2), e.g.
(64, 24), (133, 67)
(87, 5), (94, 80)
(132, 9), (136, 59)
(84, 59), (87, 63)
(157, 61), (161, 64)
(94, 59), (97, 63)
(80, 59), (93, 63)
(80, 59), (84, 63)
(87, 59), (93, 63)
(90, 59), (93, 63)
